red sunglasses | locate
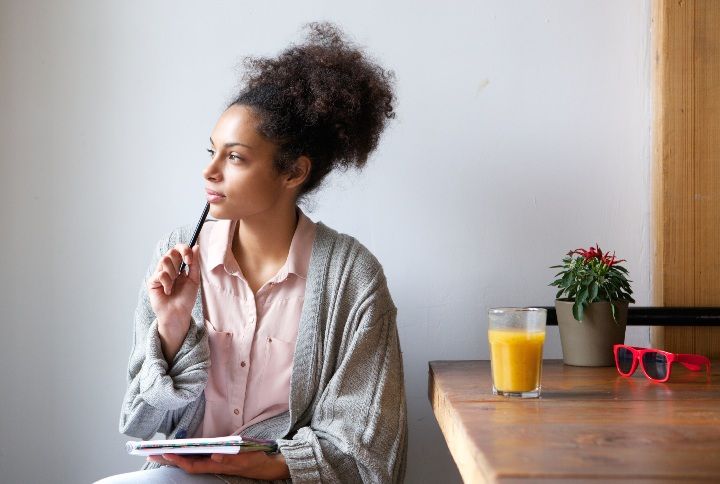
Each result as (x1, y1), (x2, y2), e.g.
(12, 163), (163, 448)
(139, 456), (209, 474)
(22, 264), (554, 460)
(613, 344), (711, 382)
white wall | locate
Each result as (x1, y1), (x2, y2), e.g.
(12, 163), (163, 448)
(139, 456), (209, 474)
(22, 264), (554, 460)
(0, 1), (651, 482)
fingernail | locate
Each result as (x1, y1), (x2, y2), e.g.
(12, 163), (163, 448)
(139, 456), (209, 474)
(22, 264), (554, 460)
(211, 454), (223, 462)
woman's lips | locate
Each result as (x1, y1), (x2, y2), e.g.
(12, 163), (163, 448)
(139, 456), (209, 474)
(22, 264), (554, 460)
(205, 189), (226, 203)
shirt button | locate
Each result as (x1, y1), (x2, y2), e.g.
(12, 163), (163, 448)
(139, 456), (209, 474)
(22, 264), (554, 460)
(240, 361), (246, 368)
(268, 337), (272, 343)
(234, 409), (239, 415)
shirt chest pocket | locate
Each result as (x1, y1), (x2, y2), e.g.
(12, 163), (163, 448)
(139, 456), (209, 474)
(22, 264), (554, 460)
(254, 308), (300, 393)
(205, 320), (232, 402)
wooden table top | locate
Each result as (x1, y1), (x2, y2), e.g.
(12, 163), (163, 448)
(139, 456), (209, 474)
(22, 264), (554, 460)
(428, 360), (720, 483)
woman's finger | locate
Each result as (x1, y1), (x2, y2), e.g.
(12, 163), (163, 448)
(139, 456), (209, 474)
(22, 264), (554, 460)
(148, 244), (193, 295)
(173, 244), (192, 266)
(156, 271), (175, 295)
(160, 248), (189, 292)
(162, 248), (183, 275)
(146, 455), (176, 467)
(180, 244), (193, 266)
(159, 260), (178, 293)
(161, 454), (226, 474)
(147, 271), (163, 289)
(148, 268), (170, 292)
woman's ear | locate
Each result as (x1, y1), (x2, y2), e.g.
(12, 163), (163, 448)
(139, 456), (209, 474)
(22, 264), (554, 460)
(285, 155), (311, 189)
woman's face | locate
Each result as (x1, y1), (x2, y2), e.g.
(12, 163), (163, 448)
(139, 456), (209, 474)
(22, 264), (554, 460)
(203, 104), (291, 220)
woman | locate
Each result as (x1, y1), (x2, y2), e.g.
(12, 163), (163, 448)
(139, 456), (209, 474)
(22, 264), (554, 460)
(98, 23), (406, 484)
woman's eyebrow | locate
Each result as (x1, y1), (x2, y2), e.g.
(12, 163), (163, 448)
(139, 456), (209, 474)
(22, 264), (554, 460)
(209, 136), (253, 150)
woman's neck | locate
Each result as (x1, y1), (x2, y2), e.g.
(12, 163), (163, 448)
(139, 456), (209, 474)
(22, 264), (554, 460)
(231, 204), (299, 290)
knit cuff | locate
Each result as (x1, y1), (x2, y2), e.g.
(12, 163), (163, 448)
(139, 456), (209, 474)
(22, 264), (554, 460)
(138, 318), (196, 410)
(277, 429), (322, 483)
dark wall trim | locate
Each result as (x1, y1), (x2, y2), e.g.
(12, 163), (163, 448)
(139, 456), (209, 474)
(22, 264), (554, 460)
(540, 307), (720, 326)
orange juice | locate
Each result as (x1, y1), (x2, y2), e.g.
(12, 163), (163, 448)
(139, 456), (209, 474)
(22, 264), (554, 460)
(489, 329), (545, 393)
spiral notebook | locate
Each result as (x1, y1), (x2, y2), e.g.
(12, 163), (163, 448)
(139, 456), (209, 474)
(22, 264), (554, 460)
(126, 435), (277, 456)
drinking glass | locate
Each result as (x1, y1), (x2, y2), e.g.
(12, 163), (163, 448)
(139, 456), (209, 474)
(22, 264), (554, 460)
(488, 307), (547, 398)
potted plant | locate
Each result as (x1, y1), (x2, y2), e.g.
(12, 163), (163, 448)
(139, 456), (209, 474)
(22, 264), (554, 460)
(550, 245), (635, 366)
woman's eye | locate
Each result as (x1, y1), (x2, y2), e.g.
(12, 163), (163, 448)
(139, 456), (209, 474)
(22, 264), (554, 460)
(206, 148), (215, 157)
(229, 154), (244, 162)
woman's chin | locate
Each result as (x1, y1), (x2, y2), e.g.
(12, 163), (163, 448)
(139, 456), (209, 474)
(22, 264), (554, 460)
(208, 205), (232, 219)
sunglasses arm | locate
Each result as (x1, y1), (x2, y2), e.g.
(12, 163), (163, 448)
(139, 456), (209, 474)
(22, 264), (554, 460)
(676, 354), (712, 374)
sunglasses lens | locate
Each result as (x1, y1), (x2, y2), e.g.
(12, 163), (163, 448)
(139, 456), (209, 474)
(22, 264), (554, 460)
(616, 346), (634, 374)
(642, 352), (669, 380)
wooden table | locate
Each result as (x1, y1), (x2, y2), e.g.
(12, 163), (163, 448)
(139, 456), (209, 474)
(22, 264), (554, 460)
(429, 360), (720, 483)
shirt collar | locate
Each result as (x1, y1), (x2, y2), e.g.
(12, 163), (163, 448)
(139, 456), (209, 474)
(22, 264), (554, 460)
(206, 219), (239, 275)
(205, 209), (316, 281)
(281, 208), (316, 281)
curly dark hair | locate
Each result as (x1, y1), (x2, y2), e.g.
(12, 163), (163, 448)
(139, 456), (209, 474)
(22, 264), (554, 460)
(230, 22), (396, 197)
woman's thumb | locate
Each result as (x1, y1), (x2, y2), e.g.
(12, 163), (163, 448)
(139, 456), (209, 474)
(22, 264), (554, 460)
(188, 245), (201, 283)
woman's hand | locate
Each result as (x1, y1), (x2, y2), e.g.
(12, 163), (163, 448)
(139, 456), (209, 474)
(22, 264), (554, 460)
(146, 244), (201, 361)
(147, 451), (291, 480)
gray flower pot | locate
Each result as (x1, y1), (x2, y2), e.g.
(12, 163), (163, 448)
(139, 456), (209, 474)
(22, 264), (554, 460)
(555, 300), (628, 366)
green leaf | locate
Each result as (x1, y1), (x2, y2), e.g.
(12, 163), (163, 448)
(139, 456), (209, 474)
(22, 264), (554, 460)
(578, 287), (589, 306)
(577, 301), (585, 321)
(556, 288), (565, 299)
(572, 300), (582, 321)
(589, 281), (599, 302)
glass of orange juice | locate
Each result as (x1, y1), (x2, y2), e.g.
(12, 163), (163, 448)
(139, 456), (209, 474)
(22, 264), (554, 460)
(489, 307), (547, 398)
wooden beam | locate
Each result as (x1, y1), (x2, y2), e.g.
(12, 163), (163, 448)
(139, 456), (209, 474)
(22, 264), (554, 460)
(651, 0), (720, 357)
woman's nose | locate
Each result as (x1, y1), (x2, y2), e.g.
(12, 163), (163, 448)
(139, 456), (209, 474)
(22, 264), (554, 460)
(203, 156), (222, 181)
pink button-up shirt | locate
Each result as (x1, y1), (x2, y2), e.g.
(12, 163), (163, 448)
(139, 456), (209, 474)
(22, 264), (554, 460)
(191, 210), (316, 438)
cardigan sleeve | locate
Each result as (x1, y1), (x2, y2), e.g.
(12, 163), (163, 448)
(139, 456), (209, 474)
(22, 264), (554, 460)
(276, 301), (408, 483)
(118, 231), (210, 440)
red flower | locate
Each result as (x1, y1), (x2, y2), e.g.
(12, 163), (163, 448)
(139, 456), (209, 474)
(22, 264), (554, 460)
(570, 244), (626, 267)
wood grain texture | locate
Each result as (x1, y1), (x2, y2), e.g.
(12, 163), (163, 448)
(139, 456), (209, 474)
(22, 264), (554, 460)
(429, 360), (720, 483)
(651, 0), (720, 356)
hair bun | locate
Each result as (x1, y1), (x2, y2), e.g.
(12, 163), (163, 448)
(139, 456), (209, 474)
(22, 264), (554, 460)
(232, 22), (396, 197)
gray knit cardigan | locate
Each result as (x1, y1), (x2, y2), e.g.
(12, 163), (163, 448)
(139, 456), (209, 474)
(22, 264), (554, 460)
(119, 221), (407, 483)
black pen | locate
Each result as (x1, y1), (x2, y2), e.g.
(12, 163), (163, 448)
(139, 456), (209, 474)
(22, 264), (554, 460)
(178, 202), (210, 275)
